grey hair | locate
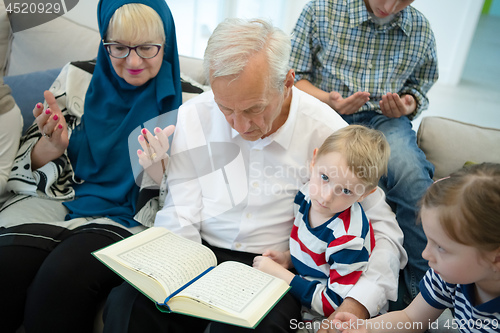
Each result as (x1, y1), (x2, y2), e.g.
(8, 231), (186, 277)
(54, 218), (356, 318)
(203, 18), (291, 92)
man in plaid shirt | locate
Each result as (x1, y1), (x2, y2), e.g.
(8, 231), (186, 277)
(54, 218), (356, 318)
(290, 0), (438, 316)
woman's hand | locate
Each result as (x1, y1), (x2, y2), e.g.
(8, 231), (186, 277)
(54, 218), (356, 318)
(31, 91), (69, 170)
(137, 125), (175, 184)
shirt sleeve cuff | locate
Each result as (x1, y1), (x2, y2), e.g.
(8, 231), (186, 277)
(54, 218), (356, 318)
(289, 275), (310, 299)
(399, 89), (427, 120)
(345, 276), (387, 316)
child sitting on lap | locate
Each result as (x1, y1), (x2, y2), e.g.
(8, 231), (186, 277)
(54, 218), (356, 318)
(253, 125), (390, 319)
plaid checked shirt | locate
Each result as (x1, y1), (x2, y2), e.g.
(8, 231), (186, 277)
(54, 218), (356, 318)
(290, 0), (439, 119)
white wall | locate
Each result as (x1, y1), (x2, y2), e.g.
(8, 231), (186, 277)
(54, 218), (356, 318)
(413, 0), (484, 86)
(64, 0), (98, 30)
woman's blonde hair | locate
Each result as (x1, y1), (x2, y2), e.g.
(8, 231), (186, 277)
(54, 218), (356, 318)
(316, 125), (390, 190)
(421, 163), (500, 253)
(106, 3), (165, 44)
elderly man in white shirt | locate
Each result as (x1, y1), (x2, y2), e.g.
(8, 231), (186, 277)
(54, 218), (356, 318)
(103, 18), (407, 333)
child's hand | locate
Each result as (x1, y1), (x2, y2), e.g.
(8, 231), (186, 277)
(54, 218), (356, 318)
(261, 249), (292, 269)
(137, 125), (175, 169)
(379, 93), (416, 118)
(328, 91), (370, 115)
(252, 255), (280, 274)
(329, 312), (366, 333)
(253, 256), (294, 284)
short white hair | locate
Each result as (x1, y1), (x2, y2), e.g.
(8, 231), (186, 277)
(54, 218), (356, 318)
(203, 18), (291, 92)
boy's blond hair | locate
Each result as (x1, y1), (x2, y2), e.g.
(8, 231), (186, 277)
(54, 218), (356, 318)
(316, 125), (390, 190)
(107, 4), (165, 44)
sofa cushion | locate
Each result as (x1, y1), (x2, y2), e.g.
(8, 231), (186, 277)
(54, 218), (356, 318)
(417, 116), (500, 179)
(179, 55), (207, 86)
(4, 68), (61, 133)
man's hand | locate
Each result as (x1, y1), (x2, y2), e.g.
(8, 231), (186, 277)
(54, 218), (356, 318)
(317, 297), (369, 333)
(293, 80), (369, 115)
(379, 93), (416, 118)
(328, 91), (370, 115)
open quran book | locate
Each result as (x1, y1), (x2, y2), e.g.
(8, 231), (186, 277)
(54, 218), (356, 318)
(93, 227), (290, 328)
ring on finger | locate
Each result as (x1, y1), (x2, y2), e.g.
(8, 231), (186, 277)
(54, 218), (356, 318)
(150, 152), (157, 160)
(42, 131), (51, 139)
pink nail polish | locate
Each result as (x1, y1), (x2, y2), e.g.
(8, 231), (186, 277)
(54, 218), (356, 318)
(36, 103), (42, 109)
(58, 124), (62, 129)
(137, 150), (142, 155)
(53, 115), (59, 121)
(155, 127), (161, 133)
(45, 109), (51, 114)
(139, 135), (145, 141)
(142, 129), (147, 135)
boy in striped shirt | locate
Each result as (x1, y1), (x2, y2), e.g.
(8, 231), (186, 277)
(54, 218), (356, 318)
(253, 125), (390, 318)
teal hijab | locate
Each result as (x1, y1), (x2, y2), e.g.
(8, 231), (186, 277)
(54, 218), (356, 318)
(64, 0), (182, 227)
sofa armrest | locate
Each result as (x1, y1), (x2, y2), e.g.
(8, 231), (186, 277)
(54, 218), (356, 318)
(417, 116), (500, 179)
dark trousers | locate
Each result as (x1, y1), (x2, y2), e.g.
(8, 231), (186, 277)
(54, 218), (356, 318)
(103, 243), (302, 333)
(0, 225), (130, 333)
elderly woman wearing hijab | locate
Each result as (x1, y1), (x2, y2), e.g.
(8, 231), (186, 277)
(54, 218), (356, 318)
(0, 0), (181, 331)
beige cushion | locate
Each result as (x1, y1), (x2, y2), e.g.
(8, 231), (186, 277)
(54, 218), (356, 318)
(179, 55), (207, 85)
(0, 1), (12, 76)
(417, 116), (500, 179)
(6, 15), (100, 76)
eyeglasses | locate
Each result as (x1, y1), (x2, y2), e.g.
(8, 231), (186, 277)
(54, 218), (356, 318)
(103, 41), (162, 59)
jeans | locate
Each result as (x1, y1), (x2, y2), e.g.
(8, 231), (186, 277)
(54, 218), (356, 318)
(342, 111), (434, 301)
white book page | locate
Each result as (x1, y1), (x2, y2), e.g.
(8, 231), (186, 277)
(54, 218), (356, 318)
(115, 230), (217, 296)
(177, 261), (277, 313)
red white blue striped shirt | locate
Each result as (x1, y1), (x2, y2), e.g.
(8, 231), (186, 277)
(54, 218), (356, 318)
(420, 269), (500, 333)
(289, 186), (375, 316)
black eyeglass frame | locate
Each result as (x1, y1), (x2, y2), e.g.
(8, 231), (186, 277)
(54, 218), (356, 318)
(102, 41), (163, 59)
